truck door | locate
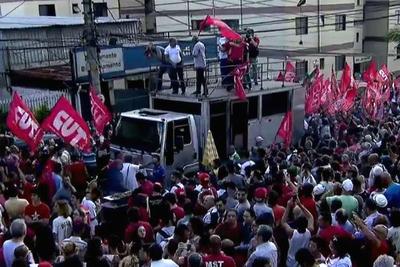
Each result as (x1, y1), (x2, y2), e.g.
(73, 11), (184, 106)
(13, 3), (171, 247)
(231, 101), (248, 152)
(165, 118), (198, 172)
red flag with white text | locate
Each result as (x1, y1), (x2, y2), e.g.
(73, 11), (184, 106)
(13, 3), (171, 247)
(285, 61), (296, 82)
(89, 86), (112, 135)
(41, 96), (91, 151)
(277, 111), (293, 147)
(376, 64), (390, 86)
(6, 92), (44, 151)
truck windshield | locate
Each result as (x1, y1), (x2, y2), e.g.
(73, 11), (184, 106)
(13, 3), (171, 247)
(113, 117), (163, 153)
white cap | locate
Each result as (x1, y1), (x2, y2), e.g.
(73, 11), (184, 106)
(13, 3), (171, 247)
(373, 194), (388, 208)
(313, 184), (326, 196)
(372, 165), (384, 177)
(342, 179), (354, 192)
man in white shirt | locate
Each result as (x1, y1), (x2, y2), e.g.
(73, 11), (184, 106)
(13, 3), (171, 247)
(245, 225), (278, 267)
(217, 36), (229, 88)
(149, 243), (178, 267)
(121, 155), (139, 191)
(165, 38), (185, 94)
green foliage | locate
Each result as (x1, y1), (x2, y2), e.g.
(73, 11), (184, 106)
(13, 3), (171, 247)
(387, 28), (400, 43)
(34, 104), (50, 124)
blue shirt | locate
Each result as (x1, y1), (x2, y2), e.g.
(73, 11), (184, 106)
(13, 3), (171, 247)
(385, 183), (400, 209)
(152, 164), (166, 184)
(53, 173), (62, 192)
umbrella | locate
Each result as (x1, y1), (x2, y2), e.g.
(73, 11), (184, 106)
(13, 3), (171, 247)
(202, 130), (219, 169)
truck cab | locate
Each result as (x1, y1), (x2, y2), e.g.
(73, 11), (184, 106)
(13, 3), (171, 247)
(111, 109), (199, 175)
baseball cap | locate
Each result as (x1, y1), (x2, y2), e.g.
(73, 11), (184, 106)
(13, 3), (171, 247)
(313, 184), (326, 196)
(198, 172), (210, 187)
(254, 187), (268, 199)
(342, 179), (354, 192)
(175, 188), (186, 198)
(373, 194), (388, 208)
(256, 136), (264, 142)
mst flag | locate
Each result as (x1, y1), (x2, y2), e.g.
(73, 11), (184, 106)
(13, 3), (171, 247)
(277, 111), (293, 147)
(89, 86), (112, 135)
(199, 15), (241, 40)
(6, 92), (44, 151)
(42, 96), (91, 152)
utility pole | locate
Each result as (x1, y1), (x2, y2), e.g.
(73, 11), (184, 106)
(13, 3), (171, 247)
(240, 0), (243, 29)
(317, 0), (320, 53)
(82, 0), (101, 93)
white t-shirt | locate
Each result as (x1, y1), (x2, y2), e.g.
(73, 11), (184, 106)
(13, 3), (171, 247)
(164, 45), (182, 64)
(81, 197), (98, 236)
(151, 259), (178, 267)
(326, 255), (352, 267)
(52, 216), (72, 244)
(121, 163), (139, 191)
(3, 240), (35, 267)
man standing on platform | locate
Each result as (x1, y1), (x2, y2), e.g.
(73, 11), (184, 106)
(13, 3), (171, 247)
(192, 35), (206, 95)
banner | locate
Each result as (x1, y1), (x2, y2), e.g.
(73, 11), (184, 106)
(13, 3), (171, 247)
(277, 111), (293, 147)
(89, 86), (112, 135)
(41, 96), (91, 151)
(199, 15), (241, 40)
(6, 92), (44, 151)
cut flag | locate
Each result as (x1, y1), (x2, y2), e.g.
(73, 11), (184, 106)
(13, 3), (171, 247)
(199, 15), (241, 40)
(89, 85), (112, 135)
(6, 92), (44, 151)
(277, 111), (293, 148)
(41, 96), (92, 152)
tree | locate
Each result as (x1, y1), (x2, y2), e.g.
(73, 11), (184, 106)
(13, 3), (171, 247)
(34, 104), (50, 124)
(387, 28), (400, 43)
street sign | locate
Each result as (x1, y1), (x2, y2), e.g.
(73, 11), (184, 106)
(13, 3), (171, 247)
(71, 37), (218, 84)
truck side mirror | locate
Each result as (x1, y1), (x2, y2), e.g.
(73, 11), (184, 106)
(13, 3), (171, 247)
(175, 136), (184, 152)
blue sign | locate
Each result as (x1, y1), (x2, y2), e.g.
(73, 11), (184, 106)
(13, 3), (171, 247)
(72, 37), (218, 83)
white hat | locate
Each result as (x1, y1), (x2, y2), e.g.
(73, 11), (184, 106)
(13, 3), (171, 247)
(372, 165), (384, 177)
(313, 184), (326, 196)
(342, 179), (354, 192)
(373, 194), (388, 208)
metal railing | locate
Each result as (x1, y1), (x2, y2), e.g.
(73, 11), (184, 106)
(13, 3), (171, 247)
(149, 58), (307, 97)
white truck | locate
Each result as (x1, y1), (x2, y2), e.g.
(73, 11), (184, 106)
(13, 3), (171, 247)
(111, 79), (305, 175)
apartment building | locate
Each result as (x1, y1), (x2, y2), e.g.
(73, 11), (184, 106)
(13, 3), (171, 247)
(0, 0), (119, 18)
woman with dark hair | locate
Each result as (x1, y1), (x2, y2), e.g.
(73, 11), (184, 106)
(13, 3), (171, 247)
(295, 248), (318, 267)
(388, 210), (400, 254)
(84, 237), (111, 267)
(325, 236), (352, 267)
(214, 209), (242, 245)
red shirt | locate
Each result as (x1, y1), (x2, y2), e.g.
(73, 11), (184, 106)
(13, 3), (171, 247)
(226, 42), (245, 62)
(272, 205), (286, 224)
(21, 182), (35, 204)
(371, 240), (389, 262)
(300, 196), (318, 221)
(24, 202), (51, 221)
(65, 161), (88, 191)
(203, 252), (236, 267)
(215, 222), (242, 245)
(319, 225), (352, 256)
(124, 221), (154, 243)
(140, 180), (154, 196)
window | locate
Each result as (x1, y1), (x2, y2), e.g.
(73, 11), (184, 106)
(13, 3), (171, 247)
(335, 55), (345, 71)
(262, 92), (289, 116)
(357, 0), (360, 5)
(356, 32), (359, 42)
(320, 15), (325, 26)
(93, 2), (107, 18)
(222, 19), (239, 30)
(174, 119), (191, 145)
(397, 10), (400, 24)
(72, 3), (80, 14)
(191, 20), (209, 31)
(319, 58), (325, 70)
(248, 96), (258, 120)
(335, 15), (346, 31)
(295, 17), (308, 35)
(39, 4), (56, 16)
(296, 61), (308, 79)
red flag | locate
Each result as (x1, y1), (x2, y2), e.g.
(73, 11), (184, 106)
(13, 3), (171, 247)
(41, 96), (91, 151)
(277, 111), (293, 147)
(89, 86), (112, 135)
(6, 92), (44, 151)
(377, 64), (390, 86)
(233, 64), (248, 100)
(339, 63), (352, 95)
(321, 77), (332, 109)
(199, 15), (241, 40)
(285, 61), (296, 82)
(362, 60), (377, 83)
(305, 74), (324, 114)
(342, 82), (357, 112)
(363, 84), (379, 119)
(276, 71), (284, 81)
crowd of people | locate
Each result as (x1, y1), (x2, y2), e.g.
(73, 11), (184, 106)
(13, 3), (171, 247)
(2, 91), (400, 267)
(145, 28), (260, 96)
